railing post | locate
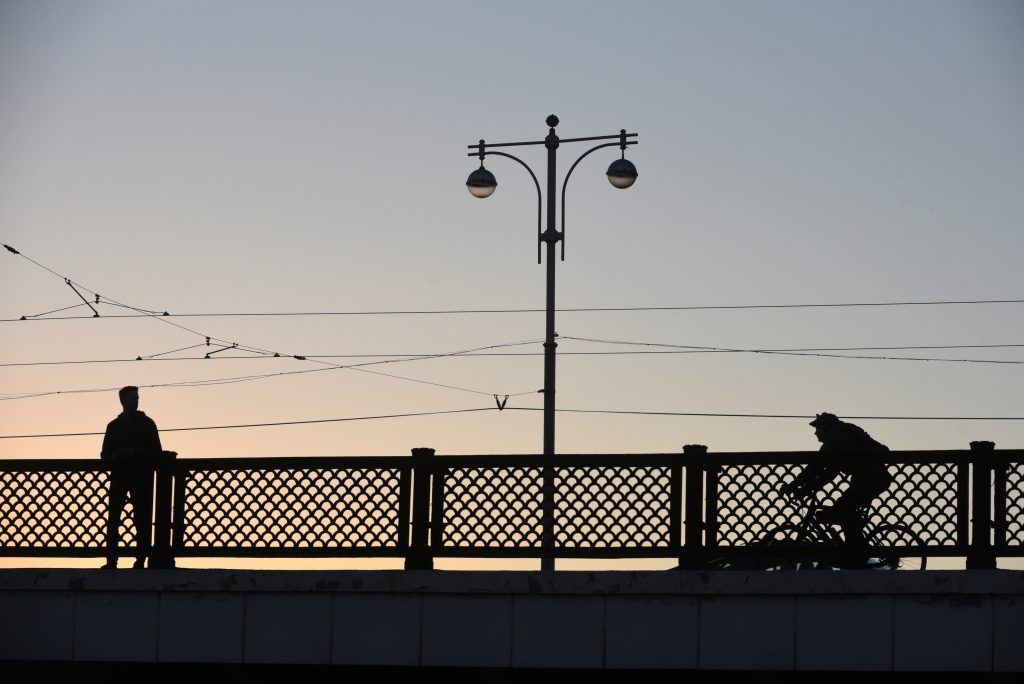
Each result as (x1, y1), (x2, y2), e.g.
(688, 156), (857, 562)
(703, 452), (721, 558)
(993, 450), (1009, 556)
(677, 444), (707, 569)
(967, 440), (996, 570)
(669, 453), (683, 565)
(541, 464), (556, 571)
(171, 468), (188, 560)
(149, 450), (177, 569)
(405, 447), (435, 570)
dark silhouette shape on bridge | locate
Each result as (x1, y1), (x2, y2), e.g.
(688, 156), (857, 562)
(101, 386), (163, 569)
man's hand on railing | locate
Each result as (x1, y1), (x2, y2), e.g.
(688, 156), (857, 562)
(103, 447), (134, 461)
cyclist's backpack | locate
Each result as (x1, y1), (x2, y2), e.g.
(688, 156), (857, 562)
(837, 421), (894, 490)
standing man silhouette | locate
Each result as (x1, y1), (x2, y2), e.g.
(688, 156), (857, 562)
(101, 386), (162, 569)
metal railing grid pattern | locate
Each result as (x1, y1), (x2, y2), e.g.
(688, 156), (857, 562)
(0, 447), (1020, 566)
(555, 465), (673, 549)
(710, 454), (962, 553)
(440, 465), (544, 548)
(0, 461), (139, 553)
(176, 458), (408, 556)
(1005, 460), (1024, 547)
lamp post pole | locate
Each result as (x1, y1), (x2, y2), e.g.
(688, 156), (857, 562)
(542, 118), (560, 457)
(466, 115), (638, 569)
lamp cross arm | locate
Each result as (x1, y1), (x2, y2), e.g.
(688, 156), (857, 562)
(558, 132), (637, 144)
(466, 139), (548, 150)
(559, 140), (639, 260)
(472, 150), (544, 264)
(465, 132), (636, 150)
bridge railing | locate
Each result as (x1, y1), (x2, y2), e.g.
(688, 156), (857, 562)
(695, 448), (966, 567)
(0, 444), (1021, 568)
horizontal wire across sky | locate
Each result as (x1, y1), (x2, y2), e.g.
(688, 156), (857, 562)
(3, 406), (1024, 441)
(4, 245), (1024, 443)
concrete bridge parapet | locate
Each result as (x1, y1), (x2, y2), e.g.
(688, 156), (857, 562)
(1, 570), (1022, 671)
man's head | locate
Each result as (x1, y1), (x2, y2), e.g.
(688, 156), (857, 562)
(118, 386), (139, 413)
(809, 412), (839, 442)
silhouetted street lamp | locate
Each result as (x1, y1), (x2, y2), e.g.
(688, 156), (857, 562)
(465, 114), (638, 458)
(466, 166), (498, 198)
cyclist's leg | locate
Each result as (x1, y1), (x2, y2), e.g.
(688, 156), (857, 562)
(818, 493), (860, 541)
(819, 488), (876, 567)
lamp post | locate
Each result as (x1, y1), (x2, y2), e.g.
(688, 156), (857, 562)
(466, 115), (637, 568)
(467, 115), (638, 460)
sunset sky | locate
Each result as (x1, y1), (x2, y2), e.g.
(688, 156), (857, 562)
(2, 0), (1022, 463)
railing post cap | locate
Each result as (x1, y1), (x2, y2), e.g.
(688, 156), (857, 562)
(969, 440), (995, 451)
(682, 444), (708, 454)
(411, 447), (436, 458)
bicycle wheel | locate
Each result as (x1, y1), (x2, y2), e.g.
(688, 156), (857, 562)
(757, 524), (818, 570)
(867, 524), (928, 570)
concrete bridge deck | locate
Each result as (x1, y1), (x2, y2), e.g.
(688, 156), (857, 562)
(1, 569), (1022, 672)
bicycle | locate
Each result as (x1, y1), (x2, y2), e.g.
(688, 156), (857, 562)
(703, 493), (927, 571)
(751, 495), (928, 570)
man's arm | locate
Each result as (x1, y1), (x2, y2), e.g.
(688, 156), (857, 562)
(145, 417), (163, 458)
(100, 421), (115, 460)
(783, 463), (835, 497)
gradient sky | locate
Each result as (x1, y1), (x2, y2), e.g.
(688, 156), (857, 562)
(2, 0), (1023, 463)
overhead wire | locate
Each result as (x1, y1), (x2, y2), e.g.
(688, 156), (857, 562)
(4, 245), (1021, 432)
(559, 335), (1024, 365)
(508, 408), (1024, 421)
(20, 302), (94, 319)
(290, 338), (544, 398)
(0, 407), (500, 439)
(5, 297), (1024, 322)
(4, 342), (1024, 369)
(137, 343), (209, 360)
(2, 406), (1022, 440)
(2, 244), (537, 399)
(0, 338), (545, 402)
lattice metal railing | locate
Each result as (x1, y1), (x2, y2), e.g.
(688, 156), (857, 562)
(1, 447), (1021, 567)
(439, 464), (544, 548)
(433, 458), (678, 555)
(706, 452), (969, 567)
(174, 458), (410, 556)
(0, 460), (143, 555)
(555, 465), (673, 549)
(999, 460), (1024, 547)
(713, 457), (962, 549)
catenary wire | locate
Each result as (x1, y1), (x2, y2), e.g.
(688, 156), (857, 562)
(0, 407), (501, 439)
(5, 298), (1024, 322)
(508, 408), (1024, 421)
(0, 339), (545, 401)
(3, 343), (1024, 369)
(4, 244), (253, 347)
(20, 303), (93, 319)
(138, 343), (209, 360)
(7, 244), (1023, 364)
(3, 244), (536, 397)
(2, 406), (1022, 440)
(559, 335), (1024, 365)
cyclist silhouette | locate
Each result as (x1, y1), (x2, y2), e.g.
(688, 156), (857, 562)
(780, 412), (894, 562)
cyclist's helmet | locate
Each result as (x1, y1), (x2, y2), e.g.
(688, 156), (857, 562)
(809, 412), (839, 428)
